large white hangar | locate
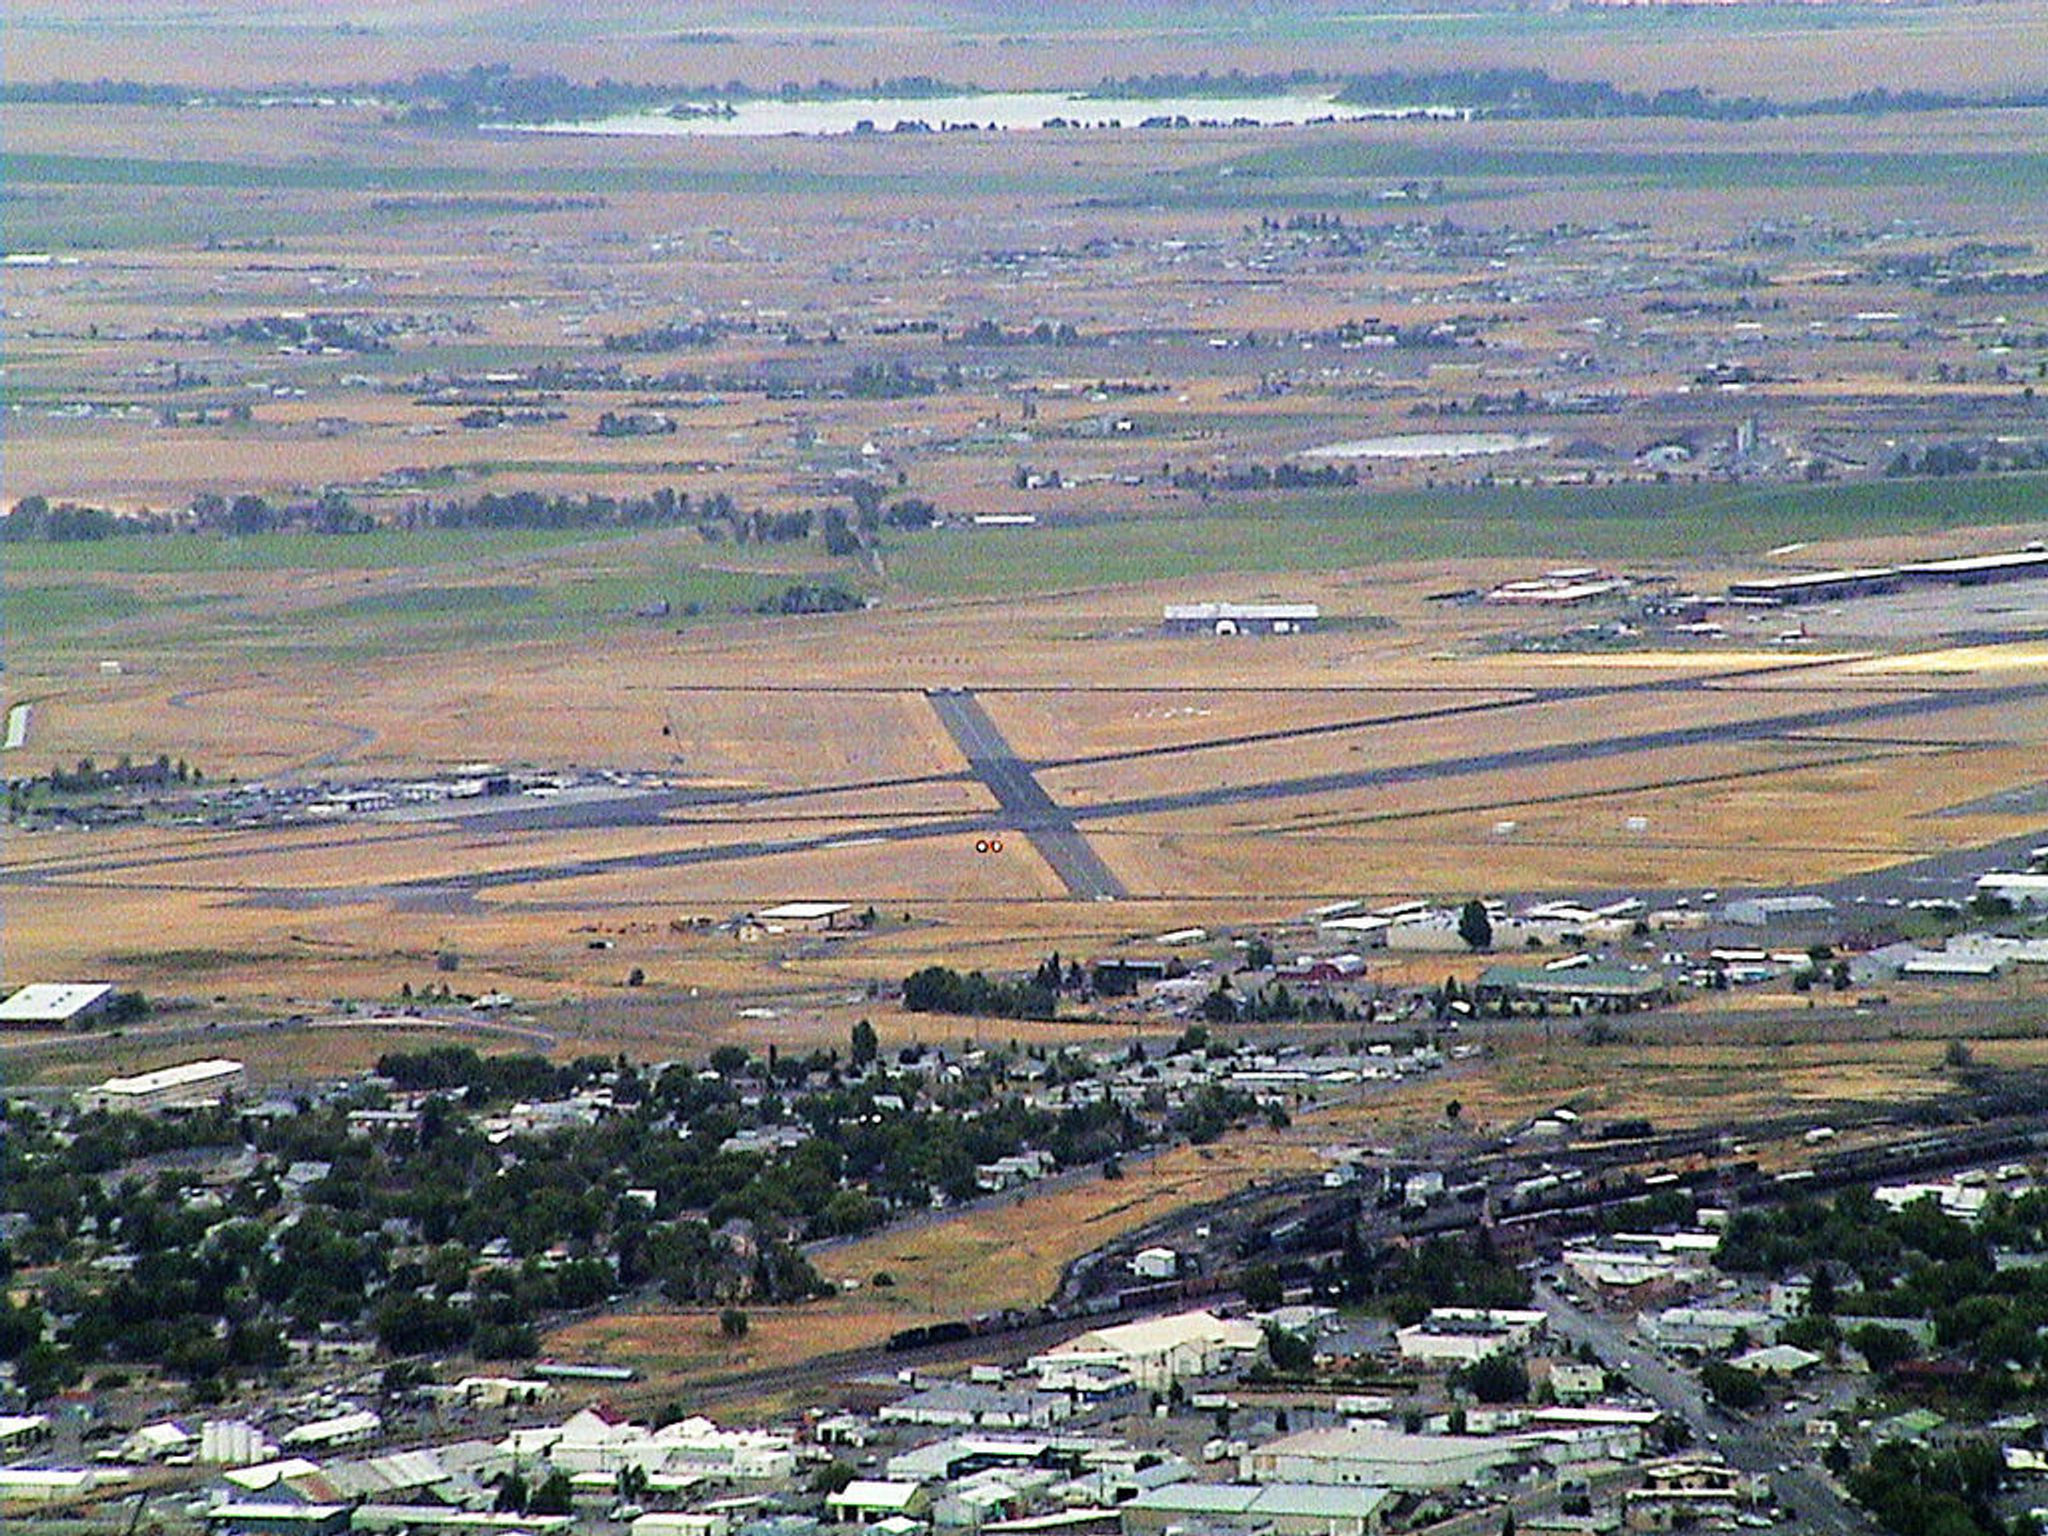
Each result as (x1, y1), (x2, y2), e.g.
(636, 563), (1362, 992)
(1163, 602), (1320, 635)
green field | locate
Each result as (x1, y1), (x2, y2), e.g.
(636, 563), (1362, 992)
(880, 474), (2048, 597)
(7, 473), (2043, 658)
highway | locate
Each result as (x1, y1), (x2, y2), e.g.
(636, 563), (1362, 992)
(925, 688), (1128, 901)
(1535, 1280), (1874, 1536)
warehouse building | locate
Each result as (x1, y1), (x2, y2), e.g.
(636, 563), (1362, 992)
(1976, 872), (2048, 911)
(1122, 1482), (1395, 1536)
(1723, 894), (1836, 928)
(750, 901), (857, 933)
(79, 1058), (245, 1115)
(1163, 602), (1320, 636)
(1241, 1424), (1531, 1493)
(1726, 546), (2048, 606)
(1396, 1307), (1546, 1367)
(1472, 965), (1670, 1013)
(0, 982), (116, 1029)
(1029, 1310), (1265, 1391)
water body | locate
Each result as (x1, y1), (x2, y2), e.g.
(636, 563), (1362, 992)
(1302, 431), (1556, 460)
(498, 91), (1458, 140)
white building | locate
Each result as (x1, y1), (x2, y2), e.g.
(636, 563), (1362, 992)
(281, 1410), (382, 1451)
(200, 1419), (278, 1467)
(1976, 872), (2048, 910)
(81, 1058), (245, 1115)
(1162, 603), (1320, 636)
(0, 983), (114, 1029)
(502, 1407), (796, 1482)
(1030, 1310), (1265, 1391)
(1131, 1247), (1179, 1281)
(1638, 1306), (1777, 1353)
(1395, 1308), (1545, 1368)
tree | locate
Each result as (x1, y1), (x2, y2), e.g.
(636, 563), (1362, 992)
(1458, 899), (1494, 951)
(1466, 1351), (1530, 1404)
(719, 1307), (749, 1340)
(1700, 1359), (1765, 1411)
(850, 1018), (879, 1068)
(1263, 1321), (1316, 1374)
(1849, 1323), (1918, 1374)
(1242, 1263), (1284, 1310)
(528, 1470), (574, 1517)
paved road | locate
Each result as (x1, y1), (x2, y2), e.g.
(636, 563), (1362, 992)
(1535, 1280), (1873, 1536)
(926, 688), (1127, 901)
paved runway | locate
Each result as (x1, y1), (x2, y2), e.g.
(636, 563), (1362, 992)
(9, 670), (2047, 906)
(925, 688), (1127, 901)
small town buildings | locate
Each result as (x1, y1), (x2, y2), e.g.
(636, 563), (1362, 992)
(0, 982), (115, 1029)
(1622, 1459), (1765, 1531)
(0, 1467), (131, 1504)
(1546, 1364), (1606, 1404)
(1030, 1311), (1265, 1392)
(281, 1411), (382, 1452)
(0, 1414), (52, 1452)
(1729, 1343), (1822, 1377)
(1131, 1247), (1179, 1281)
(80, 1058), (245, 1115)
(1975, 872), (2048, 911)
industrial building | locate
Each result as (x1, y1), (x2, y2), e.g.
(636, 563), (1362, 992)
(1722, 894), (1836, 928)
(1976, 872), (2048, 910)
(0, 982), (116, 1029)
(80, 1058), (245, 1115)
(1472, 965), (1671, 1013)
(1395, 1307), (1546, 1367)
(1726, 546), (2048, 605)
(1162, 602), (1320, 636)
(1241, 1424), (1531, 1493)
(750, 901), (857, 933)
(1121, 1482), (1395, 1536)
(1029, 1310), (1265, 1391)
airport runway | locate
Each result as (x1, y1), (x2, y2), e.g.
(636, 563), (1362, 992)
(925, 688), (1128, 901)
(366, 671), (2048, 901)
(9, 670), (2047, 905)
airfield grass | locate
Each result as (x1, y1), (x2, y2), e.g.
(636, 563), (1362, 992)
(877, 476), (2048, 600)
(12, 473), (2047, 666)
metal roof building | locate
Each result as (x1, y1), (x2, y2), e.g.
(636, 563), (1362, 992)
(0, 982), (115, 1028)
(1163, 603), (1319, 635)
(79, 1058), (245, 1115)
